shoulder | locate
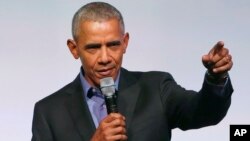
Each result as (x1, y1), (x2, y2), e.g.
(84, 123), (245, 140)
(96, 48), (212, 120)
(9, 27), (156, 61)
(34, 75), (81, 111)
(123, 68), (174, 81)
(120, 68), (175, 87)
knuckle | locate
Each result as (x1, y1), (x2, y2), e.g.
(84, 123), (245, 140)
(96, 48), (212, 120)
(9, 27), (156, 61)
(104, 136), (109, 141)
(118, 119), (123, 124)
(119, 134), (124, 139)
(122, 134), (128, 140)
(229, 62), (233, 69)
(115, 119), (122, 125)
(117, 126), (123, 132)
(224, 48), (229, 53)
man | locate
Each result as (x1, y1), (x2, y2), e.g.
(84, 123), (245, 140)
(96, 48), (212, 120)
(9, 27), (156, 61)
(31, 2), (233, 141)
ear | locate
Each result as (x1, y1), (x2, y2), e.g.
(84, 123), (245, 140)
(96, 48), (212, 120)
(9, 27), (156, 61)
(67, 39), (79, 59)
(122, 32), (129, 53)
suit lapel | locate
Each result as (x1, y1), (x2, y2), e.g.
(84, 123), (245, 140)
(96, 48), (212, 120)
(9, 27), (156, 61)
(65, 75), (96, 141)
(118, 68), (141, 130)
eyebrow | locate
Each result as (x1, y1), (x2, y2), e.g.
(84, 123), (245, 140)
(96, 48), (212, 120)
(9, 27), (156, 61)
(106, 40), (121, 47)
(85, 40), (121, 49)
(85, 43), (101, 49)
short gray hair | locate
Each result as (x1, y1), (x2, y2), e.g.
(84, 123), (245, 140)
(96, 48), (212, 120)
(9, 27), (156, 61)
(72, 2), (125, 41)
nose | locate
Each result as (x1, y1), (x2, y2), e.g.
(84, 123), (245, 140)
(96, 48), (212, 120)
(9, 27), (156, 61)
(99, 47), (110, 65)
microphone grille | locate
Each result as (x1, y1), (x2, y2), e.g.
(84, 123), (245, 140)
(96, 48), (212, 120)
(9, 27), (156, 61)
(100, 77), (115, 96)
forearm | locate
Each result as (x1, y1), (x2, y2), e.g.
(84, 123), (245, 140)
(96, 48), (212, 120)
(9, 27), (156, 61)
(168, 75), (233, 130)
(191, 76), (234, 127)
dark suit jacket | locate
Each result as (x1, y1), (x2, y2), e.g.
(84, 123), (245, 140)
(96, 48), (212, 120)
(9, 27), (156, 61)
(32, 68), (233, 141)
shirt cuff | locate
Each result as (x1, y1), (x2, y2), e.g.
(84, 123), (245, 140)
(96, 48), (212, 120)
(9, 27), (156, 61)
(205, 71), (229, 86)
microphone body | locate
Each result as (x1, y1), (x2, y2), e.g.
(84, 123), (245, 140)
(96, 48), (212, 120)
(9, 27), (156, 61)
(100, 77), (118, 114)
(104, 92), (118, 114)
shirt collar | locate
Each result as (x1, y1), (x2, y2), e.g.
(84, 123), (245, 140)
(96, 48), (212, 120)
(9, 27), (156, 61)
(79, 67), (120, 99)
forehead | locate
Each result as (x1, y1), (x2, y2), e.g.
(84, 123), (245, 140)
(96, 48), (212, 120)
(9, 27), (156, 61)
(77, 19), (123, 41)
(84, 19), (121, 31)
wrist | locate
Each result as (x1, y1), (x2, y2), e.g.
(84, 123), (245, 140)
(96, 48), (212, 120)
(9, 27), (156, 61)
(206, 70), (228, 85)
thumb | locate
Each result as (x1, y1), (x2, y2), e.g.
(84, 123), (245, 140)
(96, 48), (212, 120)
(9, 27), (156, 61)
(202, 54), (212, 69)
(202, 54), (210, 64)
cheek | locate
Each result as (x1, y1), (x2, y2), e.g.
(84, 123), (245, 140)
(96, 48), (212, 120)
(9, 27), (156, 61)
(80, 55), (96, 69)
(113, 52), (124, 64)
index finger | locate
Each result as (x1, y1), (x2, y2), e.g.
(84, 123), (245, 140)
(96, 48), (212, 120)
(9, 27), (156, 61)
(212, 41), (224, 55)
(104, 113), (125, 123)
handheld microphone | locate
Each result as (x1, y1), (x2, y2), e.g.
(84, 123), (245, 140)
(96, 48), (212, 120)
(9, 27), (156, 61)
(100, 77), (118, 114)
